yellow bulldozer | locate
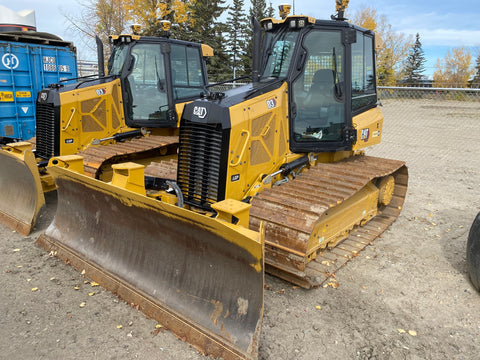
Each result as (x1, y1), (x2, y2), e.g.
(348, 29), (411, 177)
(35, 4), (407, 360)
(0, 22), (212, 235)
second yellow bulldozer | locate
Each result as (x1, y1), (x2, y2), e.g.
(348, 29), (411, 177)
(0, 23), (212, 235)
(36, 4), (408, 360)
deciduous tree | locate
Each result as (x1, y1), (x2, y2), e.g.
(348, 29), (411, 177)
(123, 0), (190, 36)
(351, 7), (411, 86)
(64, 0), (127, 59)
(433, 46), (473, 87)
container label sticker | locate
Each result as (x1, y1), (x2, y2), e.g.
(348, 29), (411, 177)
(21, 107), (29, 114)
(44, 64), (57, 71)
(2, 53), (19, 69)
(0, 91), (14, 102)
(43, 56), (56, 64)
(16, 91), (31, 98)
(58, 65), (70, 72)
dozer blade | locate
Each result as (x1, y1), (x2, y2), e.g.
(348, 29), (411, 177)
(0, 147), (44, 235)
(36, 165), (264, 360)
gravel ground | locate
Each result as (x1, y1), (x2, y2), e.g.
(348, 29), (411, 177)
(1, 98), (479, 359)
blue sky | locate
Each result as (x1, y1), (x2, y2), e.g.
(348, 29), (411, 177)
(4, 0), (480, 78)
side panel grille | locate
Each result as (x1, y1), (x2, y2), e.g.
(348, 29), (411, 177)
(177, 120), (228, 210)
(35, 102), (57, 159)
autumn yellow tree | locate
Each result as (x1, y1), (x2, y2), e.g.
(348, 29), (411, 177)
(64, 0), (127, 59)
(351, 7), (412, 86)
(123, 0), (191, 35)
(433, 47), (474, 88)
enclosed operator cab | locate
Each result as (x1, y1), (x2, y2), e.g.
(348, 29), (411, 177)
(108, 34), (211, 129)
(35, 34), (211, 160)
(260, 15), (379, 153)
(178, 15), (382, 210)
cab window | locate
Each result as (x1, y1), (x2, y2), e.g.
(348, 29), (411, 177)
(171, 45), (206, 100)
(292, 30), (345, 143)
(351, 32), (376, 112)
(126, 43), (168, 121)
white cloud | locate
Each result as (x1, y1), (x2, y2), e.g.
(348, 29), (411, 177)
(411, 29), (480, 47)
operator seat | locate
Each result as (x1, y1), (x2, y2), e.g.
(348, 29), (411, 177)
(304, 69), (335, 108)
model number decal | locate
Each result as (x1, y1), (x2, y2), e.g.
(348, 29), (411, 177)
(266, 98), (277, 109)
(231, 174), (240, 182)
(65, 139), (74, 144)
(360, 128), (370, 141)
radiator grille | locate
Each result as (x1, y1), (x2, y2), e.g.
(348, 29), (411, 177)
(177, 120), (227, 210)
(35, 102), (57, 159)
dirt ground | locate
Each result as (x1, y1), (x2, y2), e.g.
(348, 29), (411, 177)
(1, 98), (480, 360)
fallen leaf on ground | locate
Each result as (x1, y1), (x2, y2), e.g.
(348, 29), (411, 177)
(408, 330), (417, 336)
(79, 302), (86, 308)
(315, 305), (322, 310)
(117, 325), (123, 329)
(397, 328), (406, 333)
(91, 282), (100, 287)
(31, 287), (39, 292)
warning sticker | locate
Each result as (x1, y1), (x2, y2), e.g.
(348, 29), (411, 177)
(16, 91), (31, 98)
(0, 91), (14, 102)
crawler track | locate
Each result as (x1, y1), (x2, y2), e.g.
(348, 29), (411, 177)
(249, 155), (408, 288)
(78, 135), (178, 179)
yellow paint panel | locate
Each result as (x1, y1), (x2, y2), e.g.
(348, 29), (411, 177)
(352, 107), (384, 151)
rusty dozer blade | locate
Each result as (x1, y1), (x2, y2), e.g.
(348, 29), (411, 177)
(36, 165), (264, 360)
(0, 145), (44, 235)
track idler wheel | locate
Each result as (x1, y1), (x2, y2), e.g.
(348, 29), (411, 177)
(377, 175), (395, 206)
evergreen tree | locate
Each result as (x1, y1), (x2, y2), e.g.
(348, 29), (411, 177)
(226, 0), (248, 78)
(472, 52), (480, 88)
(403, 33), (427, 85)
(266, 2), (275, 18)
(241, 0), (269, 77)
(176, 0), (230, 81)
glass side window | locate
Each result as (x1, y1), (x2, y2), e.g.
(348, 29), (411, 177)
(351, 32), (376, 112)
(108, 43), (129, 75)
(262, 29), (299, 78)
(126, 43), (168, 122)
(171, 45), (206, 100)
(292, 30), (345, 143)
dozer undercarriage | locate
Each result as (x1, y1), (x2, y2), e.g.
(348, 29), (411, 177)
(250, 155), (408, 288)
